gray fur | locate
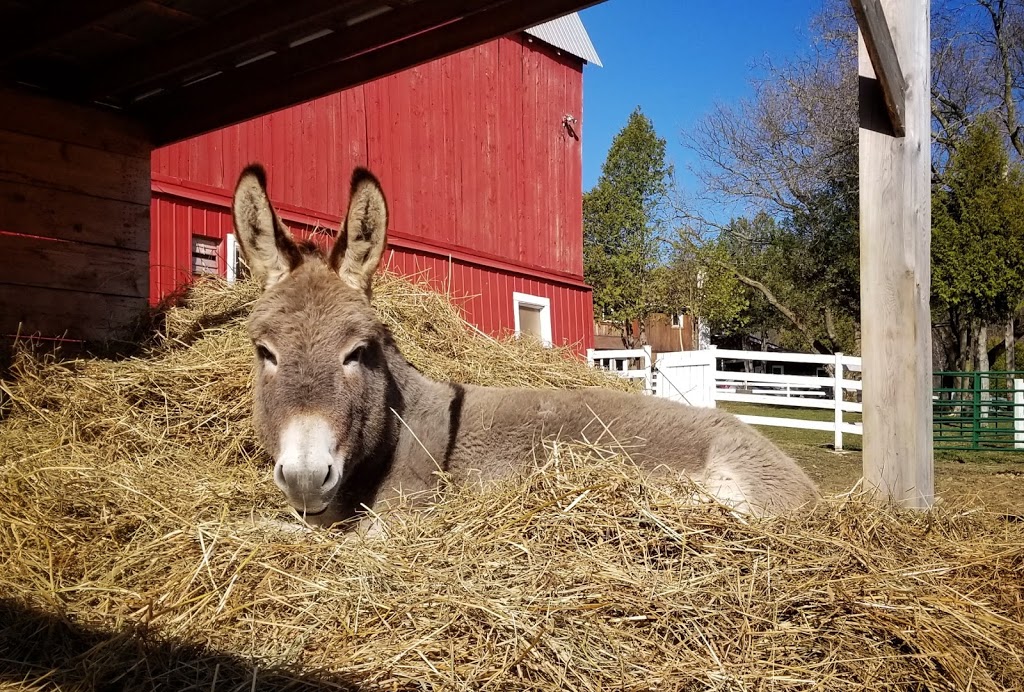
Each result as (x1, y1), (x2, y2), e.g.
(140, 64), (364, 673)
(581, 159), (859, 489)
(231, 164), (821, 529)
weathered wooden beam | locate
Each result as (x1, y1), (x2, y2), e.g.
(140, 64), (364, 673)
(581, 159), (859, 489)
(851, 0), (907, 137)
(0, 181), (150, 252)
(142, 0), (508, 139)
(84, 0), (370, 99)
(858, 0), (934, 508)
(0, 233), (148, 299)
(0, 128), (150, 204)
(0, 284), (147, 343)
(0, 0), (143, 65)
(0, 86), (151, 158)
(146, 0), (602, 145)
(0, 85), (151, 345)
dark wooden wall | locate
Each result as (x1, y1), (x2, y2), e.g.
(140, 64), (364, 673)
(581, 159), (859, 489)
(593, 313), (695, 354)
(0, 88), (151, 349)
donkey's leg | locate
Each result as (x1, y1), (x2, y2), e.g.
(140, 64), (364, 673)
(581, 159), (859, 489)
(698, 435), (764, 516)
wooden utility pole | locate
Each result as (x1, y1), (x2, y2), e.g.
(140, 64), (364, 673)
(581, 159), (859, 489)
(854, 0), (934, 508)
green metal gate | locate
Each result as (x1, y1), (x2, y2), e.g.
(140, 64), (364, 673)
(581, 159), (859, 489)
(933, 371), (1024, 451)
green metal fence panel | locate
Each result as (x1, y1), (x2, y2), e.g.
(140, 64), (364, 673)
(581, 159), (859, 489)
(933, 371), (1024, 451)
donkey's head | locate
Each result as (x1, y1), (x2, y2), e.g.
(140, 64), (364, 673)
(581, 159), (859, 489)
(232, 164), (394, 527)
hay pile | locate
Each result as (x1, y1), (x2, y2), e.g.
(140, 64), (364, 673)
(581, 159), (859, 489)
(1, 275), (1023, 691)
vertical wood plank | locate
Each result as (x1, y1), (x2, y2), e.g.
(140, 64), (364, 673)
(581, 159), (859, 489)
(858, 0), (933, 507)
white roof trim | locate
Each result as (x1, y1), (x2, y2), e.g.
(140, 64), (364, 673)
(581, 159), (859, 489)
(524, 12), (602, 67)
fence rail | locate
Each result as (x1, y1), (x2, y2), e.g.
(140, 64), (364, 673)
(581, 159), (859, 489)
(585, 346), (653, 393)
(933, 371), (1024, 451)
(587, 346), (863, 450)
(708, 348), (862, 450)
(586, 351), (1024, 454)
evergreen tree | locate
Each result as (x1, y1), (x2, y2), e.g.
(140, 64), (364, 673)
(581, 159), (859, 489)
(584, 107), (673, 347)
(933, 115), (1024, 370)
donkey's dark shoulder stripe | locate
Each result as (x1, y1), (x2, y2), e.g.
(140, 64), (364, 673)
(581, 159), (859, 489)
(444, 384), (465, 473)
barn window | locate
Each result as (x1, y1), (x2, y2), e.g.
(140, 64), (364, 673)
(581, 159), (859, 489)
(671, 313), (685, 328)
(513, 292), (552, 347)
(225, 233), (246, 283)
(192, 235), (220, 276)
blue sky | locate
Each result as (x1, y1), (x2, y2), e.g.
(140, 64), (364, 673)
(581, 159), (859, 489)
(577, 1), (820, 195)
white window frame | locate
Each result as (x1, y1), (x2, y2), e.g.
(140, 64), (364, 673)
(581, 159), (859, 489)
(512, 292), (553, 347)
(226, 233), (239, 283)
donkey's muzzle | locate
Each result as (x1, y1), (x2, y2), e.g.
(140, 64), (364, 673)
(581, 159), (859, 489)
(274, 414), (343, 515)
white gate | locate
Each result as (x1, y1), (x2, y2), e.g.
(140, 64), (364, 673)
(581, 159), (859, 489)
(653, 350), (717, 407)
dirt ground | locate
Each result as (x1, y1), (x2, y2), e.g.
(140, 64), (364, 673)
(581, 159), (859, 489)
(715, 401), (1024, 514)
(756, 421), (1024, 516)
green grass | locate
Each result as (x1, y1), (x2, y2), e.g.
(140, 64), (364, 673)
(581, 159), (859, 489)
(717, 401), (1024, 512)
(718, 401), (862, 451)
(720, 400), (1024, 461)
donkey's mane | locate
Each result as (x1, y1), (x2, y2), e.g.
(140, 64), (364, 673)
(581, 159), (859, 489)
(294, 239), (329, 263)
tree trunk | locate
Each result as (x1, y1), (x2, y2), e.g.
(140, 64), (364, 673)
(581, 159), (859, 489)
(978, 323), (990, 419)
(760, 328), (768, 374)
(957, 319), (972, 372)
(977, 324), (990, 370)
(1007, 318), (1016, 372)
(953, 319), (973, 415)
(622, 320), (635, 349)
(986, 317), (1024, 366)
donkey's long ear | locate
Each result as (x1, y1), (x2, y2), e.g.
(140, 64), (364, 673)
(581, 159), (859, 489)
(232, 164), (301, 289)
(330, 168), (388, 298)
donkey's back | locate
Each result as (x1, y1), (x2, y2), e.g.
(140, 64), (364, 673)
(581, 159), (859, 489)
(444, 386), (820, 516)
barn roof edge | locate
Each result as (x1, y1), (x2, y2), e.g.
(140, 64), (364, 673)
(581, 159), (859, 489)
(524, 12), (602, 67)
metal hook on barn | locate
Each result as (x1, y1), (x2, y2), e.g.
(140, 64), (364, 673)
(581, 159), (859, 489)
(562, 113), (579, 139)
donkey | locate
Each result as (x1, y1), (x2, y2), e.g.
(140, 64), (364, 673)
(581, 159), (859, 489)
(231, 164), (820, 530)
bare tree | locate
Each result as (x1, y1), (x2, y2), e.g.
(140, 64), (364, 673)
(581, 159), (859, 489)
(674, 5), (859, 353)
(682, 56), (857, 225)
(932, 0), (1024, 171)
(676, 0), (1024, 360)
(932, 0), (1024, 368)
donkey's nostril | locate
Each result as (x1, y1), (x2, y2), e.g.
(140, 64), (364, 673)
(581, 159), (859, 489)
(273, 463), (287, 491)
(322, 465), (338, 490)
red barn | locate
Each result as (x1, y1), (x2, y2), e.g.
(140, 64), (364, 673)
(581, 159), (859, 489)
(150, 14), (601, 353)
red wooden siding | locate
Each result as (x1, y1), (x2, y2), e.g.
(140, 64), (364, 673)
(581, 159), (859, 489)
(151, 188), (592, 351)
(150, 33), (592, 352)
(383, 246), (593, 351)
(152, 35), (584, 278)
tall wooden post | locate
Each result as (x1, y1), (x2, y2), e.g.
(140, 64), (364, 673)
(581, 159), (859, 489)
(857, 0), (934, 508)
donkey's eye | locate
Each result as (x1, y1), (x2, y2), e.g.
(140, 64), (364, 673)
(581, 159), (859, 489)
(343, 345), (364, 366)
(256, 344), (278, 366)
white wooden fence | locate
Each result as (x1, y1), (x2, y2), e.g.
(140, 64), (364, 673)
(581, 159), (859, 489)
(585, 346), (652, 392)
(587, 346), (864, 450)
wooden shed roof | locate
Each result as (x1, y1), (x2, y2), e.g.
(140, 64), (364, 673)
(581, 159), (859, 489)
(0, 0), (600, 146)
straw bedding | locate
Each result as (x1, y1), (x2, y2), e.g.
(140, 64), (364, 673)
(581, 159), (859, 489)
(1, 275), (1022, 691)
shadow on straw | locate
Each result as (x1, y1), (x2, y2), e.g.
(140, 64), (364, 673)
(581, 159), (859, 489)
(0, 598), (361, 691)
